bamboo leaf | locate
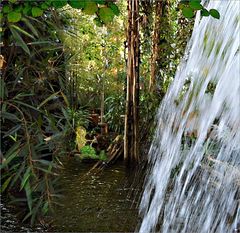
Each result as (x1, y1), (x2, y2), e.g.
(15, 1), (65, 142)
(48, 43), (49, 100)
(1, 175), (14, 193)
(3, 124), (21, 138)
(10, 27), (30, 55)
(11, 24), (35, 39)
(37, 91), (60, 109)
(25, 181), (32, 212)
(0, 111), (20, 121)
(0, 142), (20, 169)
(20, 167), (31, 190)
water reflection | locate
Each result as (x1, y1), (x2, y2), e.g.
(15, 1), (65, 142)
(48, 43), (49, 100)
(52, 159), (140, 232)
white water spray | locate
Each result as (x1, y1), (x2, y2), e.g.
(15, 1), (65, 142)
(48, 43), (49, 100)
(139, 1), (240, 233)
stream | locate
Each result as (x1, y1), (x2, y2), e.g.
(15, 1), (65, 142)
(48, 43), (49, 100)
(1, 159), (141, 232)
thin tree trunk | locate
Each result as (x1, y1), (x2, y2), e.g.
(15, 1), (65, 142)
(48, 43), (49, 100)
(149, 0), (166, 93)
(124, 0), (140, 164)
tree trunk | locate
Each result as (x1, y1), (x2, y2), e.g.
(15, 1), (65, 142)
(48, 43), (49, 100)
(124, 0), (140, 164)
(149, 0), (166, 93)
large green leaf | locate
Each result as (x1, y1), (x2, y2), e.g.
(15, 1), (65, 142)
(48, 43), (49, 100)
(32, 7), (43, 17)
(189, 1), (202, 10)
(182, 7), (194, 18)
(7, 11), (22, 23)
(83, 2), (98, 15)
(99, 7), (115, 23)
(68, 0), (85, 9)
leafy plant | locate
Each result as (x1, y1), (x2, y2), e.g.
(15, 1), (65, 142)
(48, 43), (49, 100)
(179, 0), (220, 19)
(80, 145), (97, 159)
(104, 93), (125, 133)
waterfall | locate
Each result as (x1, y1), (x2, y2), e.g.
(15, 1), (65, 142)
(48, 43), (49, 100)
(139, 1), (240, 233)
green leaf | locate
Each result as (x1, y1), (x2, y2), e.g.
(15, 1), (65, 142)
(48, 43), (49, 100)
(15, 5), (23, 13)
(11, 24), (35, 39)
(0, 142), (20, 170)
(3, 124), (21, 138)
(189, 1), (202, 10)
(99, 7), (115, 24)
(182, 7), (194, 18)
(0, 111), (20, 121)
(3, 5), (11, 14)
(41, 3), (49, 10)
(83, 2), (98, 15)
(37, 91), (60, 109)
(93, 17), (103, 27)
(25, 181), (32, 212)
(109, 3), (120, 16)
(42, 202), (49, 215)
(0, 78), (7, 99)
(209, 9), (220, 19)
(23, 5), (31, 15)
(201, 8), (210, 17)
(95, 0), (105, 4)
(21, 18), (39, 37)
(10, 26), (30, 54)
(20, 167), (31, 190)
(7, 11), (22, 23)
(32, 7), (43, 17)
(1, 175), (14, 193)
(68, 0), (85, 9)
(52, 0), (68, 8)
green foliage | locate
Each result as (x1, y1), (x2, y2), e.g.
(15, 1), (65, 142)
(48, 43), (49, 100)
(1, 0), (120, 28)
(0, 11), (72, 225)
(99, 150), (107, 161)
(79, 146), (107, 161)
(179, 0), (220, 19)
(104, 94), (125, 133)
(80, 145), (97, 159)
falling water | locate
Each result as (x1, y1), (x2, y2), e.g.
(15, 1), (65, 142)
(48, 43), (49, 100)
(139, 1), (240, 233)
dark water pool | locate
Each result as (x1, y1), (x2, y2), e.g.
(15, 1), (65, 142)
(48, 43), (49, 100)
(51, 159), (141, 232)
(1, 159), (142, 232)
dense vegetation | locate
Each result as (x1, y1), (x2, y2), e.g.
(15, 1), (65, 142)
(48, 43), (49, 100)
(0, 0), (219, 226)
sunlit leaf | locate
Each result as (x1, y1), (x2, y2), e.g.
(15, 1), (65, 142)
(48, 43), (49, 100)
(7, 11), (22, 23)
(189, 1), (202, 10)
(99, 7), (115, 23)
(83, 2), (98, 15)
(32, 7), (43, 17)
(182, 7), (194, 18)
